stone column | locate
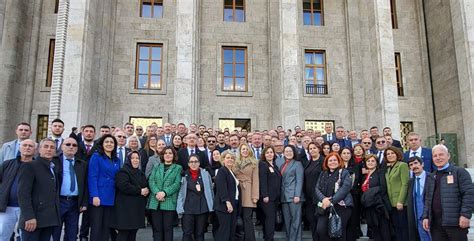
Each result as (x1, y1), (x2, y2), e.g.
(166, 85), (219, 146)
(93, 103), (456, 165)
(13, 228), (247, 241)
(279, 0), (301, 128)
(367, 0), (401, 139)
(450, 0), (474, 167)
(173, 0), (198, 124)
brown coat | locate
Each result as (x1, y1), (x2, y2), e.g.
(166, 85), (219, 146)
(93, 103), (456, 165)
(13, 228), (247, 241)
(234, 161), (259, 208)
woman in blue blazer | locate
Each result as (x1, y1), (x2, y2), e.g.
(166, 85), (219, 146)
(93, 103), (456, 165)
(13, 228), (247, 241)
(88, 134), (120, 241)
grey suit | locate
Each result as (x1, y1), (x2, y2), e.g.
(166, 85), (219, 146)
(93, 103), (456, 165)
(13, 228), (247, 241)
(0, 140), (19, 164)
(160, 134), (174, 146)
(275, 154), (285, 169)
(280, 160), (304, 241)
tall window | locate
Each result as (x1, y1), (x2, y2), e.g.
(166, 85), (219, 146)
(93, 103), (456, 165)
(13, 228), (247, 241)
(224, 0), (245, 22)
(46, 39), (55, 87)
(136, 44), (163, 89)
(54, 0), (59, 13)
(304, 50), (328, 95)
(305, 120), (334, 134)
(395, 52), (404, 96)
(390, 0), (398, 29)
(400, 121), (413, 150)
(222, 47), (247, 92)
(37, 115), (49, 142)
(303, 0), (323, 26)
(140, 0), (163, 18)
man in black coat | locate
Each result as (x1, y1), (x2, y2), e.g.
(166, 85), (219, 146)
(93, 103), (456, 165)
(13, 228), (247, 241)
(52, 138), (89, 241)
(18, 138), (61, 241)
(177, 133), (208, 172)
(422, 145), (474, 241)
(0, 139), (36, 240)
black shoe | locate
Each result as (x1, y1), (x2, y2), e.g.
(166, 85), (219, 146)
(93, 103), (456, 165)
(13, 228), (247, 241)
(255, 220), (262, 226)
(80, 238), (88, 241)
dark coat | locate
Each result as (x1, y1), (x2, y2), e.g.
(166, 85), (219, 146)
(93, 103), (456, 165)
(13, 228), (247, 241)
(214, 166), (241, 213)
(56, 155), (89, 209)
(258, 161), (281, 202)
(18, 157), (61, 229)
(406, 173), (434, 241)
(177, 147), (209, 172)
(360, 169), (391, 227)
(111, 163), (148, 230)
(403, 148), (434, 172)
(0, 157), (24, 211)
(422, 164), (474, 226)
(76, 140), (99, 162)
(315, 168), (353, 207)
(303, 156), (323, 204)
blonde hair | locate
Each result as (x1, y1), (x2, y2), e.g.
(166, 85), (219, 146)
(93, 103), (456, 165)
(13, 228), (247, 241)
(220, 150), (236, 166)
(235, 143), (258, 170)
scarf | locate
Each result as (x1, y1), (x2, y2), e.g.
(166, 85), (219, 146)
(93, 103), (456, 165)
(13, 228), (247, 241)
(190, 168), (200, 181)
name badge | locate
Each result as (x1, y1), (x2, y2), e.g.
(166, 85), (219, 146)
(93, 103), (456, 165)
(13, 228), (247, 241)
(447, 175), (454, 184)
(269, 167), (275, 173)
(196, 183), (201, 192)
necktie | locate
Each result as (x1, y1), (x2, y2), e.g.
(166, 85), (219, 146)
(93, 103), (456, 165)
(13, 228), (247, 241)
(378, 151), (383, 163)
(118, 148), (124, 167)
(55, 139), (60, 150)
(166, 136), (170, 145)
(86, 144), (91, 154)
(67, 159), (76, 192)
(411, 151), (417, 157)
(328, 134), (332, 141)
(49, 161), (56, 179)
(191, 149), (194, 155)
(416, 177), (421, 197)
(255, 148), (260, 160)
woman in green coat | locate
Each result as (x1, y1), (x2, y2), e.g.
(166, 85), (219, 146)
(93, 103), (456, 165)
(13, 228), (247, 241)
(385, 146), (409, 241)
(148, 146), (182, 241)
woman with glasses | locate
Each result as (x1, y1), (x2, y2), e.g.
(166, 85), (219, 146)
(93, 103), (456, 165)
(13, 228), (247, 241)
(88, 134), (121, 241)
(148, 146), (182, 241)
(126, 136), (141, 152)
(176, 154), (214, 241)
(234, 143), (259, 241)
(385, 146), (409, 241)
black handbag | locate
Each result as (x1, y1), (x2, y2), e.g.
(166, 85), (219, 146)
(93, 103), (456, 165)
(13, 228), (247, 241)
(328, 205), (342, 238)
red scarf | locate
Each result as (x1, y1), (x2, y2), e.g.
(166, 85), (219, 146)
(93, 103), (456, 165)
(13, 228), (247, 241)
(190, 169), (200, 181)
(354, 156), (364, 164)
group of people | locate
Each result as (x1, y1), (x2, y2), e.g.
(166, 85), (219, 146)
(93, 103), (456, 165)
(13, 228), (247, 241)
(0, 120), (472, 241)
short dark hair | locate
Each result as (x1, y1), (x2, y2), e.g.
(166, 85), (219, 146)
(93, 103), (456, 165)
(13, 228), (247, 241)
(52, 118), (64, 125)
(161, 146), (177, 163)
(261, 146), (276, 162)
(83, 124), (96, 131)
(96, 134), (118, 159)
(17, 122), (31, 128)
(383, 127), (391, 131)
(370, 126), (378, 130)
(100, 125), (110, 129)
(408, 156), (423, 165)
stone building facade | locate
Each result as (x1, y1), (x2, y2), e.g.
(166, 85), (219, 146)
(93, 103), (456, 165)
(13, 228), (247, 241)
(0, 0), (473, 166)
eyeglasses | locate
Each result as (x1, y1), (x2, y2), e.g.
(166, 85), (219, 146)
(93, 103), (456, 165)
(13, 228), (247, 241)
(376, 141), (386, 144)
(64, 143), (78, 147)
(207, 140), (216, 143)
(362, 142), (371, 144)
(136, 128), (143, 131)
(116, 135), (126, 139)
(189, 161), (200, 164)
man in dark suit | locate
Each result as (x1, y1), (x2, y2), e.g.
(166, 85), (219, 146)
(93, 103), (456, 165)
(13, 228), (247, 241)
(333, 126), (352, 148)
(383, 127), (402, 149)
(322, 123), (336, 142)
(0, 122), (33, 164)
(76, 125), (97, 162)
(50, 119), (65, 157)
(348, 130), (360, 147)
(114, 130), (130, 168)
(407, 157), (432, 241)
(403, 132), (434, 173)
(52, 138), (88, 241)
(177, 133), (208, 172)
(18, 138), (61, 241)
(160, 122), (174, 147)
(250, 133), (263, 161)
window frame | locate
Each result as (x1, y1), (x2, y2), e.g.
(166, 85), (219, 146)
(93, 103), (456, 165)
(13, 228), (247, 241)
(303, 0), (324, 26)
(304, 50), (328, 95)
(54, 0), (59, 13)
(221, 46), (248, 92)
(390, 0), (398, 29)
(140, 0), (163, 18)
(46, 39), (56, 88)
(223, 0), (245, 22)
(135, 43), (163, 90)
(395, 52), (404, 96)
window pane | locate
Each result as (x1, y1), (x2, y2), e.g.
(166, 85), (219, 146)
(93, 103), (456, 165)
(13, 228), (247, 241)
(235, 50), (245, 62)
(305, 68), (314, 80)
(235, 9), (245, 22)
(224, 0), (233, 5)
(224, 8), (233, 21)
(223, 49), (233, 63)
(139, 46), (149, 60)
(314, 13), (321, 26)
(313, 0), (321, 10)
(305, 53), (313, 64)
(224, 64), (233, 77)
(223, 78), (234, 90)
(150, 75), (161, 88)
(303, 1), (311, 10)
(138, 75), (148, 88)
(315, 53), (324, 64)
(303, 12), (312, 25)
(153, 5), (163, 18)
(151, 47), (161, 60)
(139, 61), (149, 74)
(151, 61), (161, 75)
(235, 64), (245, 77)
(316, 68), (324, 80)
(235, 0), (244, 7)
(235, 78), (246, 91)
(142, 4), (152, 18)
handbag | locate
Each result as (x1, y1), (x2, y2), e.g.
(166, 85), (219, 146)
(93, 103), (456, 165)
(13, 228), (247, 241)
(328, 205), (343, 238)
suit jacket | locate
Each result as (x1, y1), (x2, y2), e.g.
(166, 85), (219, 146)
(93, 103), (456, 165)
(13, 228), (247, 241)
(407, 173), (434, 241)
(322, 133), (336, 142)
(403, 147), (434, 172)
(56, 155), (89, 209)
(333, 138), (352, 149)
(258, 161), (281, 202)
(280, 159), (305, 203)
(275, 153), (285, 169)
(392, 139), (402, 149)
(177, 147), (209, 172)
(160, 134), (174, 147)
(18, 157), (61, 228)
(0, 140), (18, 164)
(88, 152), (120, 206)
(385, 161), (410, 207)
(213, 166), (241, 212)
(116, 146), (131, 167)
(77, 140), (99, 162)
(297, 149), (310, 168)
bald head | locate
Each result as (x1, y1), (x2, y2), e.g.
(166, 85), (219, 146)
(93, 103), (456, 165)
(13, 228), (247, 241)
(20, 139), (36, 160)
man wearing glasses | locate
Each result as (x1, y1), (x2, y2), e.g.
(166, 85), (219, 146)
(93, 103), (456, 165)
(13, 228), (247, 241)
(52, 138), (88, 241)
(403, 132), (434, 172)
(374, 136), (388, 166)
(114, 131), (130, 168)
